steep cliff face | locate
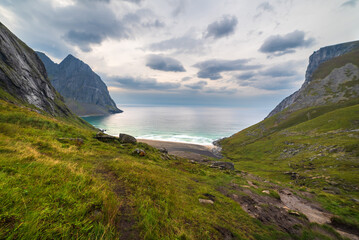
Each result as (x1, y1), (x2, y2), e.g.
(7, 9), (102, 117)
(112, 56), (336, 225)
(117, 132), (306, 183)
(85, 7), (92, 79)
(267, 40), (359, 118)
(37, 52), (122, 116)
(0, 22), (71, 117)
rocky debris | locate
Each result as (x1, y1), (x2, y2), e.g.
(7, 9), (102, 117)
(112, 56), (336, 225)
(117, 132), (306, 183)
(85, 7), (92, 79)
(132, 149), (146, 156)
(0, 23), (72, 117)
(284, 172), (299, 180)
(119, 133), (137, 144)
(95, 132), (119, 142)
(203, 193), (216, 202)
(199, 199), (214, 204)
(158, 147), (168, 154)
(57, 138), (84, 146)
(36, 52), (122, 116)
(210, 161), (235, 170)
(262, 190), (270, 194)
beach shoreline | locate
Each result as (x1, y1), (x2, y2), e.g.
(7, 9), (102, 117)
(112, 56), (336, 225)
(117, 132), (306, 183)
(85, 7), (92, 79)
(138, 139), (219, 161)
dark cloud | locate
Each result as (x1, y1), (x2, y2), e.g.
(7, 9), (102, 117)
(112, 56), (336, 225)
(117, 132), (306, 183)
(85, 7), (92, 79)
(236, 72), (256, 80)
(184, 81), (207, 90)
(205, 15), (238, 39)
(259, 30), (315, 56)
(123, 0), (143, 4)
(149, 36), (205, 53)
(193, 59), (261, 80)
(172, 0), (187, 16)
(341, 0), (358, 7)
(64, 31), (104, 52)
(108, 76), (181, 90)
(181, 77), (192, 82)
(257, 2), (274, 12)
(146, 55), (186, 72)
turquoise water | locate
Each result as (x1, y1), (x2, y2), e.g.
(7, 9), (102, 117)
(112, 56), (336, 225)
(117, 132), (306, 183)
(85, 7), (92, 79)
(82, 105), (267, 145)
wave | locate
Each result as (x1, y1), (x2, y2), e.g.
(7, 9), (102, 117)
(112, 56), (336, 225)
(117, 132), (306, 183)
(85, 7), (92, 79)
(136, 134), (214, 145)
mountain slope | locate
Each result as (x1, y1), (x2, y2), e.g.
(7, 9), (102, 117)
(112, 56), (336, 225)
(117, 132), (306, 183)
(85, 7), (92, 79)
(221, 41), (359, 238)
(0, 22), (72, 117)
(37, 52), (122, 116)
(268, 40), (359, 117)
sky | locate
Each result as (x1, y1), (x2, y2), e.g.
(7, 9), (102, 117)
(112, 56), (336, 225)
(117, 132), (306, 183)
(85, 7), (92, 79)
(0, 0), (358, 110)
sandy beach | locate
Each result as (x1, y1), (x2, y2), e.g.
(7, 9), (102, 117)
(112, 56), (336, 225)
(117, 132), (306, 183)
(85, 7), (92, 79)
(138, 139), (219, 161)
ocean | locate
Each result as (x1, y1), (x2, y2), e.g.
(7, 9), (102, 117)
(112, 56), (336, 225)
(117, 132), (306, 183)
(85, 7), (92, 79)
(82, 105), (267, 145)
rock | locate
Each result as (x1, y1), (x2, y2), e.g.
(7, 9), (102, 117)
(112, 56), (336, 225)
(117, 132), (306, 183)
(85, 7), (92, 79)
(158, 147), (168, 154)
(210, 161), (235, 170)
(0, 23), (73, 117)
(203, 193), (216, 201)
(199, 199), (214, 204)
(119, 133), (137, 144)
(36, 52), (122, 116)
(262, 190), (270, 194)
(95, 132), (118, 142)
(133, 148), (146, 156)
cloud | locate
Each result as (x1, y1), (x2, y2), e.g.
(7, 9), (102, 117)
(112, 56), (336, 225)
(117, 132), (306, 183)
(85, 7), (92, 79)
(341, 0), (358, 7)
(259, 30), (315, 56)
(146, 55), (186, 72)
(149, 36), (205, 53)
(181, 77), (192, 82)
(205, 15), (238, 39)
(193, 59), (262, 80)
(204, 86), (237, 94)
(184, 81), (208, 90)
(260, 66), (298, 78)
(108, 76), (181, 90)
(257, 2), (274, 12)
(236, 72), (256, 80)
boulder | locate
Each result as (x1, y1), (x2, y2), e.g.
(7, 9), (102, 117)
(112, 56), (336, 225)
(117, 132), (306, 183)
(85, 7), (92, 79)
(95, 132), (118, 142)
(199, 199), (214, 204)
(119, 133), (137, 144)
(133, 148), (146, 156)
(210, 161), (235, 170)
(159, 147), (168, 154)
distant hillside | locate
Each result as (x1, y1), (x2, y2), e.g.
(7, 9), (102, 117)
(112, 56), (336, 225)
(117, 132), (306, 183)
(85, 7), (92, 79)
(220, 41), (359, 238)
(37, 52), (122, 116)
(0, 22), (72, 117)
(268, 40), (359, 118)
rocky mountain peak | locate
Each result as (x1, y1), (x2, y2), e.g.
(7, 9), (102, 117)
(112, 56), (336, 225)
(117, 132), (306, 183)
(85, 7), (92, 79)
(0, 22), (72, 117)
(267, 40), (359, 118)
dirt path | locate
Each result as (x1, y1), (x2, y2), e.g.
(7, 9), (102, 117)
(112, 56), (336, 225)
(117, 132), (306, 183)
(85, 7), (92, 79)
(95, 167), (139, 240)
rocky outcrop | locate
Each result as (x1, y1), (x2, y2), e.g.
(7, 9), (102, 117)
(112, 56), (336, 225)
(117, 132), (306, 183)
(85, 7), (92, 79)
(119, 133), (137, 144)
(0, 22), (72, 117)
(36, 52), (122, 116)
(267, 40), (359, 118)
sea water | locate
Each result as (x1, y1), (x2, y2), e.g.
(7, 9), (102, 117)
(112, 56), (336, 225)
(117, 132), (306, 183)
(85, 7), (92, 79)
(82, 105), (267, 145)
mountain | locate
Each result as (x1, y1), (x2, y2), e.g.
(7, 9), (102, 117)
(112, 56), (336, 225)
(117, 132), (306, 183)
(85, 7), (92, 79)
(0, 23), (72, 117)
(268, 40), (359, 118)
(36, 52), (122, 116)
(220, 41), (359, 238)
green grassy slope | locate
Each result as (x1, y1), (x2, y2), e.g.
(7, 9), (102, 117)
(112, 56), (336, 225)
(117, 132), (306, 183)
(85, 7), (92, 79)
(221, 100), (359, 231)
(1, 99), (299, 240)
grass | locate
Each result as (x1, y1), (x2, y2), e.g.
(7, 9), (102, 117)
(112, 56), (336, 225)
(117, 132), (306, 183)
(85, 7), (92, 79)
(221, 100), (359, 233)
(1, 99), (299, 239)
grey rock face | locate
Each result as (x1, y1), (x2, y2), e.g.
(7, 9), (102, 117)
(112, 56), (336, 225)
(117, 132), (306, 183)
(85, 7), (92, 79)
(267, 40), (359, 118)
(210, 161), (235, 170)
(119, 133), (137, 144)
(0, 22), (71, 116)
(37, 52), (122, 116)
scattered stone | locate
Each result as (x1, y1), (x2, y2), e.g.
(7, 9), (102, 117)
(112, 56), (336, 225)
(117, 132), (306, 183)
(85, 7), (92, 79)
(119, 133), (137, 144)
(262, 190), (270, 194)
(95, 132), (119, 142)
(199, 199), (214, 204)
(158, 147), (168, 154)
(210, 161), (235, 170)
(288, 210), (301, 217)
(189, 160), (197, 164)
(133, 148), (146, 156)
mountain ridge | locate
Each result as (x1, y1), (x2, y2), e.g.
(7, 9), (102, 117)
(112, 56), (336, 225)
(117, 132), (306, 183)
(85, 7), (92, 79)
(37, 51), (122, 116)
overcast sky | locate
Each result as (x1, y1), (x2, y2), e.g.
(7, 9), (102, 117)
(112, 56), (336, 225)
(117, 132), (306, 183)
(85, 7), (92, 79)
(1, 0), (358, 110)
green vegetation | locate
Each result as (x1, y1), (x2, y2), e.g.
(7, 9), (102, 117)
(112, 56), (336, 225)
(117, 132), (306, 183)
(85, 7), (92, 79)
(0, 99), (297, 239)
(221, 99), (359, 233)
(312, 49), (359, 80)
